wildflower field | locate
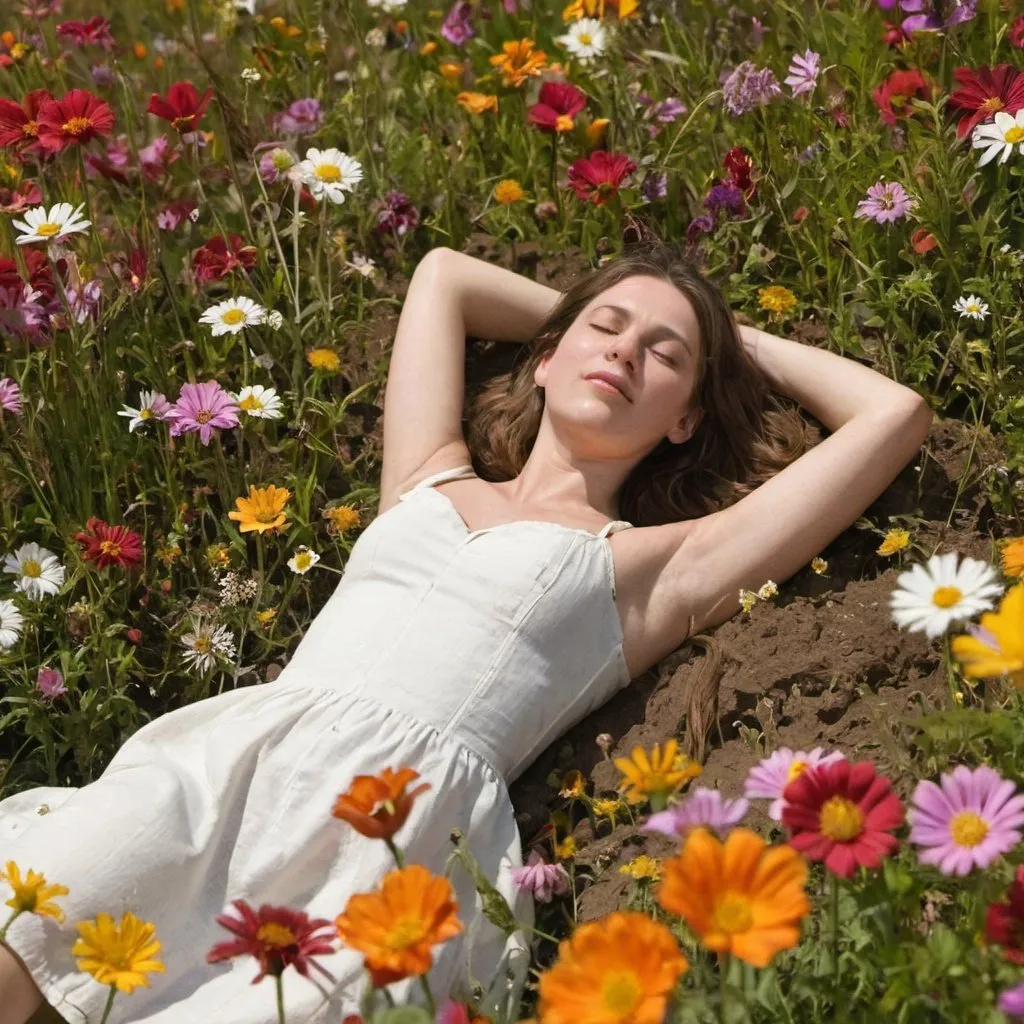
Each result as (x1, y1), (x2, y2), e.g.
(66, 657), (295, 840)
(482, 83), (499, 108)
(4, 0), (1024, 1020)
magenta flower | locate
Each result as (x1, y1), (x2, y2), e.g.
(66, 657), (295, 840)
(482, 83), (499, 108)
(1000, 982), (1024, 1018)
(643, 787), (748, 839)
(909, 765), (1024, 876)
(270, 99), (322, 137)
(720, 61), (782, 117)
(744, 746), (846, 821)
(784, 49), (821, 97)
(0, 377), (23, 416)
(167, 381), (240, 446)
(853, 180), (916, 224)
(36, 666), (67, 699)
(510, 850), (570, 903)
(441, 0), (476, 46)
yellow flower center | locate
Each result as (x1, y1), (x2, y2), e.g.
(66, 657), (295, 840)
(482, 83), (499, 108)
(61, 116), (92, 136)
(712, 894), (754, 934)
(221, 308), (246, 325)
(786, 760), (808, 783)
(601, 969), (642, 1016)
(193, 636), (212, 654)
(294, 552), (312, 570)
(578, 31), (592, 44)
(932, 585), (963, 608)
(315, 163), (341, 182)
(819, 796), (864, 842)
(982, 97), (1004, 112)
(194, 410), (212, 424)
(239, 395), (263, 411)
(98, 540), (122, 557)
(555, 114), (575, 132)
(256, 922), (297, 948)
(139, 408), (151, 420)
(385, 915), (427, 950)
(21, 559), (41, 578)
(949, 810), (989, 848)
(35, 222), (60, 237)
(1005, 126), (1024, 144)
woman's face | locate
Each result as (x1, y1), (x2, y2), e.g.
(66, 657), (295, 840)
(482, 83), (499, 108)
(533, 274), (703, 458)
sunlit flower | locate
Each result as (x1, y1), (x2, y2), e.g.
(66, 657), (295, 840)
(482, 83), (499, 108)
(287, 545), (320, 574)
(890, 550), (1003, 638)
(758, 285), (797, 316)
(36, 89), (115, 152)
(12, 202), (91, 245)
(1, 861), (69, 924)
(554, 835), (577, 860)
(72, 911), (165, 994)
(950, 581), (1024, 690)
(614, 738), (701, 808)
(953, 293), (990, 320)
(199, 296), (267, 336)
(332, 766), (430, 840)
(644, 787), (749, 839)
(1000, 537), (1024, 578)
(947, 64), (1024, 141)
(3, 542), (65, 601)
(232, 384), (284, 420)
(74, 517), (144, 570)
(536, 910), (687, 1024)
(297, 147), (363, 204)
(619, 854), (662, 882)
(228, 484), (291, 534)
(744, 746), (845, 821)
(510, 851), (570, 903)
(566, 151), (636, 205)
(117, 390), (173, 432)
(307, 347), (341, 372)
(493, 179), (526, 205)
(972, 110), (1024, 166)
(166, 381), (240, 446)
(877, 527), (911, 556)
(488, 39), (548, 88)
(527, 81), (587, 133)
(456, 92), (498, 115)
(322, 504), (361, 535)
(555, 18), (608, 61)
(180, 619), (237, 674)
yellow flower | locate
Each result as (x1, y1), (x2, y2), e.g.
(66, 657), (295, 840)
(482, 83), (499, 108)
(586, 117), (610, 149)
(73, 911), (165, 994)
(322, 504), (361, 535)
(757, 580), (778, 601)
(155, 543), (181, 567)
(1, 861), (69, 924)
(205, 543), (231, 570)
(950, 581), (1024, 690)
(269, 15), (303, 38)
(562, 0), (638, 20)
(999, 536), (1024, 578)
(420, 40), (438, 55)
(614, 739), (700, 808)
(494, 179), (526, 205)
(619, 855), (662, 882)
(456, 91), (498, 114)
(877, 527), (911, 556)
(559, 770), (586, 799)
(592, 798), (625, 826)
(228, 485), (291, 534)
(439, 61), (465, 82)
(555, 836), (577, 860)
(758, 286), (798, 317)
(307, 347), (341, 372)
(489, 39), (547, 88)
(739, 589), (758, 613)
(811, 556), (828, 575)
(256, 607), (277, 628)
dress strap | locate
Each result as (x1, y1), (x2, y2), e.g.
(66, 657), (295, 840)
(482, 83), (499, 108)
(397, 464), (476, 500)
(598, 520), (634, 538)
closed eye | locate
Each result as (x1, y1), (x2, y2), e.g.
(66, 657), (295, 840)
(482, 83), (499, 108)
(591, 323), (617, 334)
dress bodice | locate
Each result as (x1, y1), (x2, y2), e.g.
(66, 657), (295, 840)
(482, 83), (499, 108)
(279, 466), (634, 782)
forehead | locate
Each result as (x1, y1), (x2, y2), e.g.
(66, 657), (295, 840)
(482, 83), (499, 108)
(583, 274), (700, 341)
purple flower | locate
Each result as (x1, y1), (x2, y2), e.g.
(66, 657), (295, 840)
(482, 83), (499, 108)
(510, 850), (570, 903)
(0, 377), (23, 415)
(91, 63), (115, 87)
(36, 666), (67, 699)
(643, 788), (749, 839)
(139, 134), (172, 174)
(258, 147), (297, 185)
(720, 61), (782, 117)
(1000, 982), (1024, 1019)
(166, 381), (240, 446)
(704, 182), (747, 219)
(441, 0), (476, 46)
(651, 98), (687, 123)
(744, 746), (846, 821)
(0, 286), (49, 343)
(65, 280), (102, 325)
(270, 99), (323, 137)
(374, 190), (420, 237)
(854, 180), (915, 224)
(784, 49), (821, 97)
(685, 214), (715, 244)
(899, 0), (977, 33)
(909, 765), (1024, 876)
(640, 171), (668, 203)
(750, 16), (768, 46)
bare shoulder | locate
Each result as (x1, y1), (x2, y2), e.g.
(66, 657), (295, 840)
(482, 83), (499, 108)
(376, 440), (474, 516)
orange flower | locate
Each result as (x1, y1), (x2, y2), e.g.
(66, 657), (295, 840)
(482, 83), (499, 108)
(1001, 536), (1024, 578)
(657, 827), (810, 968)
(585, 117), (610, 149)
(537, 910), (687, 1024)
(489, 39), (548, 88)
(336, 864), (462, 987)
(439, 61), (465, 82)
(332, 767), (431, 840)
(457, 91), (499, 115)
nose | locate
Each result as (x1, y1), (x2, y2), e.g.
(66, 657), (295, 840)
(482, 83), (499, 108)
(605, 330), (640, 372)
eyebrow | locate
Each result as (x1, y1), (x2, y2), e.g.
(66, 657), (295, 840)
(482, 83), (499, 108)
(590, 303), (693, 354)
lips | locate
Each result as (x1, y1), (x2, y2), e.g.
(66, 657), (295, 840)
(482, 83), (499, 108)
(585, 371), (632, 402)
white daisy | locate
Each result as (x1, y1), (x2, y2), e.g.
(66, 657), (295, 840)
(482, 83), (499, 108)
(953, 294), (989, 321)
(199, 297), (268, 337)
(348, 253), (378, 279)
(890, 551), (1003, 639)
(180, 620), (237, 673)
(297, 148), (364, 205)
(972, 110), (1024, 167)
(12, 203), (92, 246)
(232, 384), (284, 420)
(287, 545), (321, 575)
(555, 18), (608, 62)
(3, 543), (65, 601)
(116, 390), (172, 432)
(0, 598), (24, 649)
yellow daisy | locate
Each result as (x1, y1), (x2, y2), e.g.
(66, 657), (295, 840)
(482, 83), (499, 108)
(614, 739), (701, 809)
(758, 286), (797, 317)
(999, 536), (1024, 578)
(306, 347), (341, 372)
(619, 854), (662, 882)
(322, 504), (361, 535)
(227, 485), (291, 534)
(877, 527), (911, 556)
(1, 861), (69, 925)
(488, 39), (547, 88)
(72, 911), (165, 994)
(494, 179), (526, 205)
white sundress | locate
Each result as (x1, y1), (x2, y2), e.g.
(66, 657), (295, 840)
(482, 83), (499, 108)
(0, 465), (635, 1024)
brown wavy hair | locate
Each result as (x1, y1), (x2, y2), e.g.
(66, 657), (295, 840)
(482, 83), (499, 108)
(466, 240), (821, 527)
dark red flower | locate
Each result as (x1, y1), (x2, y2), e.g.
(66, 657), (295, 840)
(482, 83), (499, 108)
(527, 81), (587, 133)
(74, 517), (144, 570)
(565, 150), (637, 206)
(986, 864), (1024, 965)
(147, 81), (213, 135)
(0, 90), (55, 154)
(882, 19), (912, 49)
(206, 900), (336, 984)
(56, 16), (116, 50)
(192, 234), (257, 285)
(723, 145), (756, 200)
(0, 179), (43, 214)
(872, 68), (939, 128)
(1011, 15), (1024, 48)
(36, 90), (116, 152)
(782, 760), (905, 879)
(947, 65), (1024, 141)
(0, 250), (54, 300)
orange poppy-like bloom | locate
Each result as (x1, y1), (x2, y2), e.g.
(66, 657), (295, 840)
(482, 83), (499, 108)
(336, 864), (462, 987)
(537, 910), (687, 1024)
(489, 39), (548, 88)
(657, 827), (810, 968)
(332, 766), (431, 840)
(456, 91), (499, 115)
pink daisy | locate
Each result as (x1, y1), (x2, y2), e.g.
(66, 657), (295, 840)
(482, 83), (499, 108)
(0, 377), (22, 416)
(853, 180), (916, 224)
(510, 850), (570, 903)
(643, 787), (749, 839)
(909, 764), (1024, 876)
(36, 666), (67, 698)
(167, 381), (239, 446)
(744, 746), (846, 821)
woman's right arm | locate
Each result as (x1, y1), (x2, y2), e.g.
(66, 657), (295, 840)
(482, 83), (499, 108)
(377, 247), (561, 511)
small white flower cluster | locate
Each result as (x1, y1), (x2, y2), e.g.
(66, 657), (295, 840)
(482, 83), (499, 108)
(240, 67), (262, 83)
(217, 571), (260, 607)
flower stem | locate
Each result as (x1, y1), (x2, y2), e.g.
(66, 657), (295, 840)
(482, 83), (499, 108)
(98, 985), (117, 1024)
(0, 908), (21, 942)
(418, 975), (436, 1017)
(831, 873), (840, 1001)
(718, 952), (729, 1024)
(292, 186), (302, 324)
(275, 974), (286, 1024)
(384, 838), (404, 868)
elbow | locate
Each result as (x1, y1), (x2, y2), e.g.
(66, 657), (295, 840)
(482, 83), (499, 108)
(893, 392), (934, 447)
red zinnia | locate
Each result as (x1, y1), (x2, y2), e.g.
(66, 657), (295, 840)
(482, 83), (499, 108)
(986, 864), (1024, 965)
(781, 760), (904, 879)
(207, 900), (336, 984)
(192, 234), (258, 285)
(56, 16), (116, 50)
(147, 81), (214, 135)
(527, 81), (587, 134)
(0, 90), (54, 154)
(36, 90), (115, 153)
(74, 517), (144, 570)
(872, 69), (939, 128)
(565, 150), (637, 206)
(947, 65), (1024, 141)
(0, 250), (53, 299)
(723, 145), (756, 200)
